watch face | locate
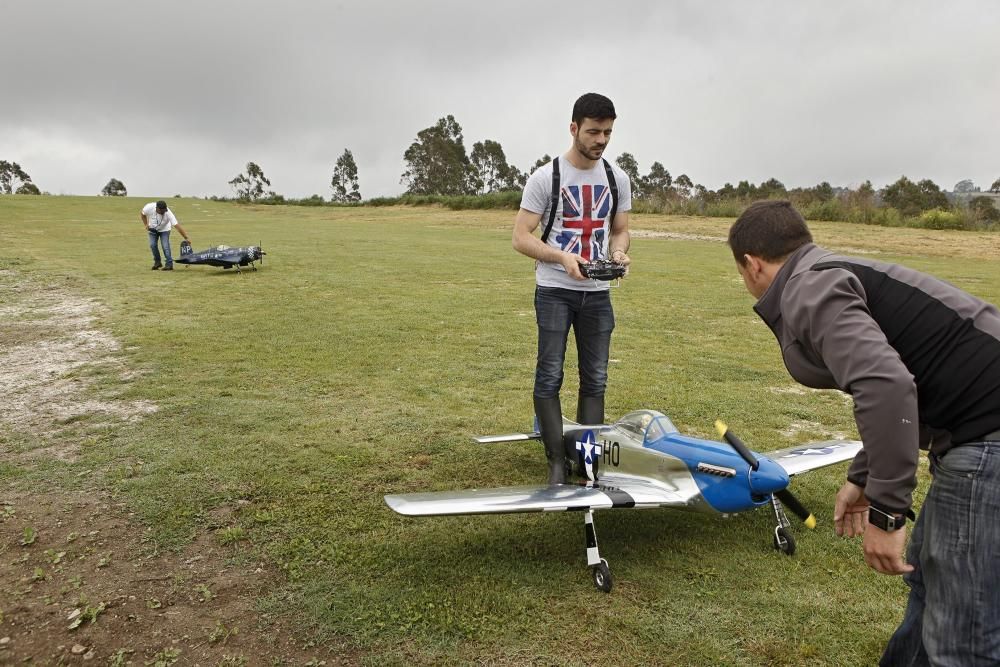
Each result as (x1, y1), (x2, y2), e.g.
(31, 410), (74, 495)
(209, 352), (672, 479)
(869, 507), (899, 531)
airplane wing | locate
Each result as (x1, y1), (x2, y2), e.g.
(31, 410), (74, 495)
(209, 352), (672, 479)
(385, 476), (693, 517)
(763, 440), (863, 476)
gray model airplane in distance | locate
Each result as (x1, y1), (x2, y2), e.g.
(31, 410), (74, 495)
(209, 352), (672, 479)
(176, 241), (265, 273)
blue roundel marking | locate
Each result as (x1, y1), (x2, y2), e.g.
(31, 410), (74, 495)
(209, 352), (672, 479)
(575, 430), (603, 481)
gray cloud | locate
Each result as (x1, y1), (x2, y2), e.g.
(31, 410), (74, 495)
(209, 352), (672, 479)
(2, 0), (998, 198)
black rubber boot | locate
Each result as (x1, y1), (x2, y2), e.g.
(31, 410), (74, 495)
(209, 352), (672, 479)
(576, 394), (605, 426)
(534, 395), (566, 485)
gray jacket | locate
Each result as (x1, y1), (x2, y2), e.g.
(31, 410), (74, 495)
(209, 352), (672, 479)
(754, 244), (1000, 513)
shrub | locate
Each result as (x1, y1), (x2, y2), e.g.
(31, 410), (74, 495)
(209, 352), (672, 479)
(969, 196), (1000, 224)
(916, 208), (963, 230)
(865, 207), (905, 227)
(294, 195), (327, 207)
(701, 200), (743, 218)
(360, 192), (519, 211)
(801, 199), (845, 222)
(366, 196), (403, 207)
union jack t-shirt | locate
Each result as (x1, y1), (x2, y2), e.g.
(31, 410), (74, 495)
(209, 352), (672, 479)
(520, 157), (632, 291)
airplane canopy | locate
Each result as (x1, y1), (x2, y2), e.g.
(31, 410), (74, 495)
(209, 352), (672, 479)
(614, 410), (679, 445)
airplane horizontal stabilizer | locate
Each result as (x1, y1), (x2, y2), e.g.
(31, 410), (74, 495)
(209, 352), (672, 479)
(473, 432), (540, 444)
(473, 418), (604, 444)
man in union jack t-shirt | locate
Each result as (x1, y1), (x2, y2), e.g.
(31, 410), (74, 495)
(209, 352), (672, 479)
(513, 92), (632, 485)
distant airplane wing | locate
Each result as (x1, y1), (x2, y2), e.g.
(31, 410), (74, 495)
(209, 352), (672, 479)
(385, 476), (693, 517)
(176, 255), (210, 265)
(763, 440), (863, 476)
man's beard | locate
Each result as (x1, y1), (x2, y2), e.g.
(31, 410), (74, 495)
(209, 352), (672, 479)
(574, 138), (605, 161)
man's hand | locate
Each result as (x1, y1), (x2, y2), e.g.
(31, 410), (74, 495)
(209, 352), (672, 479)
(561, 253), (588, 280)
(834, 480), (913, 575)
(833, 480), (868, 537)
(611, 249), (631, 277)
(862, 524), (913, 575)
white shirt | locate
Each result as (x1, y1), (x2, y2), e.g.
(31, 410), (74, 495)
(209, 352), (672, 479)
(520, 158), (632, 291)
(142, 202), (179, 232)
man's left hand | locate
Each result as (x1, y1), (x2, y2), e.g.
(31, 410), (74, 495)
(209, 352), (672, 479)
(862, 524), (913, 575)
(611, 250), (631, 277)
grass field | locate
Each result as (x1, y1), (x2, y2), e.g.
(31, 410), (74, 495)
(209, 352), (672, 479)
(3, 195), (1000, 665)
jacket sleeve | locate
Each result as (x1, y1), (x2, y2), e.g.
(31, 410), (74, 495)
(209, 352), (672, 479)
(847, 448), (868, 488)
(783, 268), (920, 514)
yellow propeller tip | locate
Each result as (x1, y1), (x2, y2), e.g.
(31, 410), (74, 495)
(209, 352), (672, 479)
(714, 420), (727, 437)
(805, 515), (817, 530)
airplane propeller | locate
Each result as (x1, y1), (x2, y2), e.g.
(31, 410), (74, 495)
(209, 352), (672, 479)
(714, 420), (816, 529)
(774, 488), (816, 529)
(714, 419), (759, 471)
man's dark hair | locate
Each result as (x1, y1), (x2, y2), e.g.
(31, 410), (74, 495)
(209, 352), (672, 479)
(728, 200), (813, 265)
(156, 200), (168, 212)
(572, 93), (616, 126)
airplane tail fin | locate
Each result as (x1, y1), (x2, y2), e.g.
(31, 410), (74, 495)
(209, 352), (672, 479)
(180, 240), (193, 256)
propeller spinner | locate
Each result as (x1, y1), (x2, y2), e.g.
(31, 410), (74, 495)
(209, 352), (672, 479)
(714, 420), (816, 529)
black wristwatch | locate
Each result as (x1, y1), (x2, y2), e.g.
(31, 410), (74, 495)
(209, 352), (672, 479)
(868, 506), (912, 532)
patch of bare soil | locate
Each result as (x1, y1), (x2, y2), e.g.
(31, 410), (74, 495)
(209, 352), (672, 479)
(0, 273), (156, 462)
(0, 491), (351, 665)
(0, 274), (357, 665)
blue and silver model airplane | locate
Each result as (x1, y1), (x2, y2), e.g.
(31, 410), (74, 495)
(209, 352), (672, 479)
(385, 410), (862, 592)
(177, 241), (265, 272)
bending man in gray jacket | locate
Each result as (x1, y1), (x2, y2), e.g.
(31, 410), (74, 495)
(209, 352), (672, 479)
(729, 200), (1000, 666)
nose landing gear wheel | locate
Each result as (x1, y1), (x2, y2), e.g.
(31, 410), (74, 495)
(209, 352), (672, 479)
(773, 526), (796, 555)
(592, 559), (613, 593)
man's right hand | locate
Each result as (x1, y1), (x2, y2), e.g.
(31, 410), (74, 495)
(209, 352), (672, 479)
(561, 253), (588, 280)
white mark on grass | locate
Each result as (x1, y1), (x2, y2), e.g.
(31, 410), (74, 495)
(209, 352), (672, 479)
(770, 385), (852, 403)
(0, 277), (157, 459)
(630, 230), (726, 243)
(835, 246), (881, 256)
(780, 420), (849, 441)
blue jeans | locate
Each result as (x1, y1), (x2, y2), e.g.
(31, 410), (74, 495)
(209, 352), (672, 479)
(880, 443), (1000, 666)
(149, 230), (173, 266)
(533, 286), (615, 399)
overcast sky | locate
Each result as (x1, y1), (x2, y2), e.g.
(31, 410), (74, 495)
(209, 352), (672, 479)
(2, 1), (998, 199)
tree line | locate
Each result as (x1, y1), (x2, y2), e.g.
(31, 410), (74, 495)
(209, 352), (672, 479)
(215, 113), (1000, 231)
(4, 112), (1000, 231)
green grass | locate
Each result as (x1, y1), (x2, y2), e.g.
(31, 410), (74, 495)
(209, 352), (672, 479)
(3, 195), (1000, 665)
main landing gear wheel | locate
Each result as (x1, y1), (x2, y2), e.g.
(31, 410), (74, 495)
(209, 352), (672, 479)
(592, 559), (613, 593)
(584, 510), (613, 593)
(773, 526), (796, 556)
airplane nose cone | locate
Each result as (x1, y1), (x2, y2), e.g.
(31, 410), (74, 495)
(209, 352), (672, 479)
(748, 458), (790, 496)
